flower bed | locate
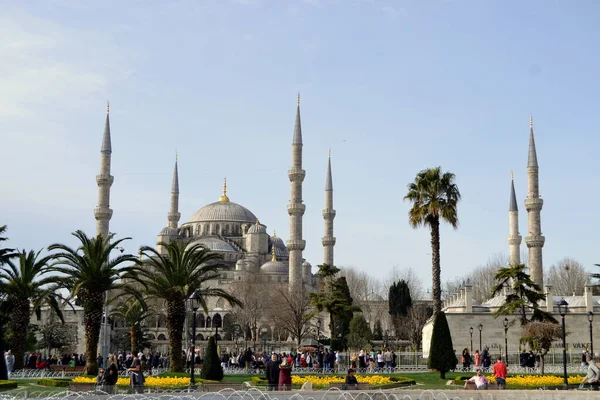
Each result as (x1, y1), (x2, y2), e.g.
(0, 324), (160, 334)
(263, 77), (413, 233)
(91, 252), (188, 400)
(455, 374), (585, 387)
(72, 376), (200, 388)
(251, 375), (414, 389)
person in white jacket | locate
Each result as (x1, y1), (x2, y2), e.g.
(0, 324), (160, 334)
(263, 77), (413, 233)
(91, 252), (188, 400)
(5, 350), (15, 377)
(580, 355), (599, 390)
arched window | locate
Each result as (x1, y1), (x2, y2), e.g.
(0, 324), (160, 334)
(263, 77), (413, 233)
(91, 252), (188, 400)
(195, 333), (204, 340)
(216, 298), (226, 309)
(158, 334), (167, 341)
(147, 334), (156, 340)
(197, 313), (206, 328)
(212, 313), (222, 328)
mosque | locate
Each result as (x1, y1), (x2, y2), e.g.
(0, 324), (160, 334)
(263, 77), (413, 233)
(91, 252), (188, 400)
(91, 96), (335, 352)
(422, 118), (600, 360)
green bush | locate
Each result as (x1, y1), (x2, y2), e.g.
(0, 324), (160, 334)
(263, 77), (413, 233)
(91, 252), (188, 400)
(37, 378), (71, 387)
(200, 336), (223, 381)
(251, 376), (267, 385)
(0, 380), (18, 390)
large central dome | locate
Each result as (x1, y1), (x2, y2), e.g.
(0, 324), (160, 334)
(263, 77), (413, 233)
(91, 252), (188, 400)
(188, 201), (257, 223)
(187, 179), (257, 224)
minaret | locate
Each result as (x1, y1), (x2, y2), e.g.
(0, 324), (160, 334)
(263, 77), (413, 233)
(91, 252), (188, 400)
(167, 154), (181, 229)
(507, 171), (521, 265)
(322, 149), (336, 267)
(524, 116), (545, 287)
(94, 102), (114, 239)
(287, 93), (306, 292)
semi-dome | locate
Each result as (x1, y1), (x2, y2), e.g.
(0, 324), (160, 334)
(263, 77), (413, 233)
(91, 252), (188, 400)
(159, 226), (178, 236)
(260, 260), (288, 274)
(186, 237), (237, 252)
(247, 221), (267, 234)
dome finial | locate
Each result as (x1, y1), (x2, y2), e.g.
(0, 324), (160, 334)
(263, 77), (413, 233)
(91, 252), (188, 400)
(273, 230), (277, 237)
(219, 177), (230, 202)
(107, 101), (110, 114)
(511, 170), (514, 180)
(175, 150), (178, 162)
(529, 114), (533, 128)
(297, 92), (300, 106)
(271, 243), (277, 262)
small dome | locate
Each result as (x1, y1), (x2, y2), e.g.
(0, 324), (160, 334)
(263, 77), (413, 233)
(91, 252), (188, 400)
(159, 226), (178, 236)
(260, 260), (288, 274)
(270, 235), (289, 257)
(366, 292), (385, 302)
(247, 222), (267, 234)
(186, 237), (237, 252)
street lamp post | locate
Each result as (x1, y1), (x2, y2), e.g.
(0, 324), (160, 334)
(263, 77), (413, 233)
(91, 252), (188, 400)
(503, 318), (509, 365)
(384, 330), (389, 350)
(558, 298), (569, 390)
(316, 320), (321, 348)
(469, 327), (473, 352)
(189, 292), (200, 389)
(588, 312), (594, 361)
(478, 323), (483, 352)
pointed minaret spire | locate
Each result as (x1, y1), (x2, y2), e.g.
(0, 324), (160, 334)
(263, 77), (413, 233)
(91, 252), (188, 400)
(508, 171), (521, 265)
(524, 116), (545, 287)
(322, 149), (336, 268)
(219, 177), (230, 202)
(292, 93), (303, 146)
(288, 95), (306, 293)
(167, 154), (181, 229)
(527, 115), (538, 168)
(94, 103), (114, 239)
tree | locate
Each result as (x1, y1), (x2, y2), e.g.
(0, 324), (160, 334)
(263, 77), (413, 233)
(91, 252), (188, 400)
(372, 320), (383, 341)
(387, 266), (424, 302)
(228, 275), (271, 343)
(428, 311), (457, 379)
(491, 264), (554, 325)
(406, 304), (432, 351)
(311, 267), (358, 351)
(0, 249), (64, 370)
(130, 241), (242, 372)
(0, 225), (14, 381)
(347, 314), (372, 350)
(389, 280), (413, 340)
(521, 321), (562, 374)
(271, 286), (315, 346)
(200, 336), (223, 381)
(404, 167), (461, 314)
(48, 230), (139, 375)
(0, 226), (15, 266)
(110, 297), (155, 352)
(547, 258), (590, 296)
(39, 312), (76, 355)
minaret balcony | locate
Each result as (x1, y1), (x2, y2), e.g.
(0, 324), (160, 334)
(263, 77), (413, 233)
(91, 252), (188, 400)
(525, 235), (545, 248)
(287, 203), (306, 215)
(288, 168), (306, 182)
(321, 237), (336, 247)
(96, 174), (114, 186)
(167, 212), (181, 222)
(94, 207), (113, 220)
(524, 197), (543, 211)
(322, 209), (336, 219)
(286, 239), (306, 251)
(507, 235), (522, 245)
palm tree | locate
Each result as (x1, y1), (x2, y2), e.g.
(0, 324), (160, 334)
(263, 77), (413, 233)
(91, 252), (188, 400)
(0, 249), (64, 370)
(404, 167), (461, 314)
(110, 297), (155, 352)
(48, 230), (139, 375)
(0, 225), (15, 265)
(130, 241), (242, 372)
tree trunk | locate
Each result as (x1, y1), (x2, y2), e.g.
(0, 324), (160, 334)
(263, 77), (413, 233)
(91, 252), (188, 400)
(440, 370), (446, 379)
(83, 292), (104, 375)
(430, 217), (442, 314)
(11, 298), (30, 370)
(130, 326), (137, 353)
(166, 299), (186, 372)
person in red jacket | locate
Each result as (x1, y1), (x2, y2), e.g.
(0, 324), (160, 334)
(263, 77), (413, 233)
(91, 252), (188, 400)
(493, 356), (507, 389)
(278, 358), (292, 391)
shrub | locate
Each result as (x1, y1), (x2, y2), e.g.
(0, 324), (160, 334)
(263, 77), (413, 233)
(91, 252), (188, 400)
(37, 378), (71, 387)
(0, 380), (18, 390)
(428, 311), (457, 379)
(200, 336), (223, 381)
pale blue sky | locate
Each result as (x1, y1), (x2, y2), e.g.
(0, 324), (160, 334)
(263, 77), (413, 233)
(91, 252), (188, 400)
(2, 0), (599, 290)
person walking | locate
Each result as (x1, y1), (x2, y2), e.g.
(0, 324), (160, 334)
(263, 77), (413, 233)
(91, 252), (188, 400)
(474, 350), (481, 368)
(265, 354), (280, 391)
(493, 356), (507, 389)
(461, 349), (471, 371)
(278, 358), (292, 391)
(127, 353), (145, 393)
(579, 355), (599, 390)
(103, 355), (119, 394)
(5, 351), (15, 378)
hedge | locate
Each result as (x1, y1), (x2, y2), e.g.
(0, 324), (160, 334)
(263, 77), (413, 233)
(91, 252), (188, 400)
(37, 378), (71, 387)
(0, 381), (18, 390)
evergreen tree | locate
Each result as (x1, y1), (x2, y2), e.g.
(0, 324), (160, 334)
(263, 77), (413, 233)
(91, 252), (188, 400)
(389, 280), (412, 317)
(372, 320), (383, 340)
(428, 311), (457, 379)
(491, 264), (555, 325)
(347, 314), (372, 350)
(200, 336), (223, 381)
